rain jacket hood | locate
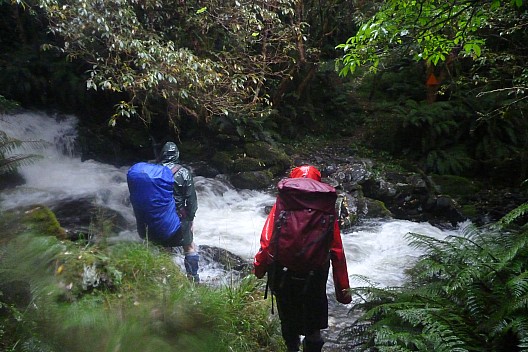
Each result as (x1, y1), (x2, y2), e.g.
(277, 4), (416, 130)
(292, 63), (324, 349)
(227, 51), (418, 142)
(289, 165), (321, 181)
(159, 142), (180, 169)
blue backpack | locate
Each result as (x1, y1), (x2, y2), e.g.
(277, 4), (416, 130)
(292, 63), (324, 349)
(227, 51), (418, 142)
(127, 162), (181, 242)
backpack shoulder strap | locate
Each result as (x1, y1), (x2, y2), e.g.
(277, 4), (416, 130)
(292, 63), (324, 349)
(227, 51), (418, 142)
(171, 164), (182, 175)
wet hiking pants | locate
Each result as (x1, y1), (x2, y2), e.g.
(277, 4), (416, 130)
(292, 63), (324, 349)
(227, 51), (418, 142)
(270, 264), (330, 351)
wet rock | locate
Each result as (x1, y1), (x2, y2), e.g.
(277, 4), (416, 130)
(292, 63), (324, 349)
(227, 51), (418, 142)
(244, 141), (291, 176)
(289, 143), (470, 227)
(199, 245), (250, 272)
(229, 170), (273, 190)
(232, 157), (266, 172)
(0, 171), (24, 191)
(190, 161), (221, 178)
(210, 151), (235, 174)
(49, 197), (131, 241)
(364, 198), (393, 219)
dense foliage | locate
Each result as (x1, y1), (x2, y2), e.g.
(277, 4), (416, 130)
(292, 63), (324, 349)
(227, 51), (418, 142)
(337, 0), (525, 73)
(1, 0), (524, 184)
(0, 206), (283, 351)
(0, 0), (361, 137)
(11, 0), (302, 127)
(336, 0), (528, 184)
(342, 203), (528, 351)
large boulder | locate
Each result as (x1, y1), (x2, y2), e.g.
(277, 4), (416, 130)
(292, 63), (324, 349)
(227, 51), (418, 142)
(229, 170), (273, 190)
(49, 197), (131, 241)
(244, 141), (291, 175)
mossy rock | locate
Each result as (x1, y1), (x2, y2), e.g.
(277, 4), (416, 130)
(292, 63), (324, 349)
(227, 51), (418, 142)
(244, 141), (291, 175)
(0, 205), (66, 241)
(55, 242), (188, 300)
(431, 174), (482, 198)
(365, 199), (393, 219)
(178, 140), (207, 160)
(25, 206), (66, 238)
(232, 157), (266, 172)
(229, 170), (273, 190)
(210, 151), (235, 173)
(460, 204), (478, 218)
(49, 198), (130, 241)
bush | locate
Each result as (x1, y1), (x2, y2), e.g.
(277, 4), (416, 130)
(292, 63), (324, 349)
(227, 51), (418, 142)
(341, 204), (528, 351)
(0, 207), (283, 351)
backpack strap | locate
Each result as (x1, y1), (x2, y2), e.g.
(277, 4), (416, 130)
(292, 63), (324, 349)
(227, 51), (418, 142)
(171, 164), (182, 175)
(263, 210), (287, 313)
(264, 273), (275, 315)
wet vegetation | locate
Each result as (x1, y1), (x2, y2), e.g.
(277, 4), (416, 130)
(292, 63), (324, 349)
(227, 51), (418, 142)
(0, 206), (282, 351)
(1, 0), (527, 351)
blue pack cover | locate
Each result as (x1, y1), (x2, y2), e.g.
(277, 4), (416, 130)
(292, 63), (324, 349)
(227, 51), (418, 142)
(127, 162), (181, 241)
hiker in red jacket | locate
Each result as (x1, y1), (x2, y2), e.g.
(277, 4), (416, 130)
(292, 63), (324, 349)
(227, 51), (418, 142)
(254, 165), (352, 352)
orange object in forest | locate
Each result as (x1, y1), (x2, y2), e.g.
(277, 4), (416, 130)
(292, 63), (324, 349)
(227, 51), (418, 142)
(426, 73), (439, 86)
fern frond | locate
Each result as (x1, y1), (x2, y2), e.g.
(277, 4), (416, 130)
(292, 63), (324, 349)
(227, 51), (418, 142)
(0, 154), (43, 175)
(0, 131), (48, 175)
(496, 202), (528, 228)
(344, 218), (528, 351)
(507, 272), (528, 299)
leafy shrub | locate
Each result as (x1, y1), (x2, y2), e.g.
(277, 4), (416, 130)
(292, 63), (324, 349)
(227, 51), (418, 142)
(342, 203), (528, 351)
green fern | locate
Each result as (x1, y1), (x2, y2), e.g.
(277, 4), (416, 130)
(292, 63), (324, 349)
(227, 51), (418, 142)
(496, 202), (528, 228)
(425, 147), (474, 175)
(0, 131), (47, 175)
(343, 214), (528, 351)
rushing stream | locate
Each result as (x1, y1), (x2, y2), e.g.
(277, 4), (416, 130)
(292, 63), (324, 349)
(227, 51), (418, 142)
(0, 111), (467, 348)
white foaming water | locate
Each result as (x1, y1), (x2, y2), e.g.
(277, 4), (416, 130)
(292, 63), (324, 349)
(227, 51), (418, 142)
(192, 176), (274, 259)
(0, 111), (465, 289)
(342, 219), (465, 288)
(0, 112), (134, 224)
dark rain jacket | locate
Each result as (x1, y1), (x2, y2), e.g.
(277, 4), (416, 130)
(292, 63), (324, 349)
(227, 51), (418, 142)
(171, 166), (198, 221)
(159, 144), (198, 222)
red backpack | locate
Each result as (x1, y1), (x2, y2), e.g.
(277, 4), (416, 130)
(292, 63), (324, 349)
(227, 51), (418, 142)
(269, 177), (337, 273)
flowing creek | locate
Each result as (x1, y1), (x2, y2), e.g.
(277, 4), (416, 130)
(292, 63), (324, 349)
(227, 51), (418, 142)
(0, 112), (468, 348)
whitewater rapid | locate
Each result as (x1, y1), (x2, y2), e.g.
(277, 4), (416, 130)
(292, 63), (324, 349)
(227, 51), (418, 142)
(0, 111), (465, 289)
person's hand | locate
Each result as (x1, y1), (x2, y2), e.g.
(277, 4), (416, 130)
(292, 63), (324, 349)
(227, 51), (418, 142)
(337, 289), (352, 304)
(253, 264), (266, 279)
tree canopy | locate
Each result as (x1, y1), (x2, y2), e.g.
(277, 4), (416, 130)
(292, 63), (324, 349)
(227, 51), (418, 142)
(12, 0), (305, 127)
(337, 0), (526, 75)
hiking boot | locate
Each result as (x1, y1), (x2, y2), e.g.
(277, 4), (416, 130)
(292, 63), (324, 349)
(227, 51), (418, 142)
(184, 253), (200, 283)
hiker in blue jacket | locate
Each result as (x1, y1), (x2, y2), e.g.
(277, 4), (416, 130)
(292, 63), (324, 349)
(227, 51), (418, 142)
(157, 141), (200, 283)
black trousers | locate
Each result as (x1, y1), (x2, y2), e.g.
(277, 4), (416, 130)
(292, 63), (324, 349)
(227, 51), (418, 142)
(269, 263), (330, 348)
(158, 220), (193, 247)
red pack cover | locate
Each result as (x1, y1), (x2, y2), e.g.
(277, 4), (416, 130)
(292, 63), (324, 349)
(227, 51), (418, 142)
(270, 177), (337, 272)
